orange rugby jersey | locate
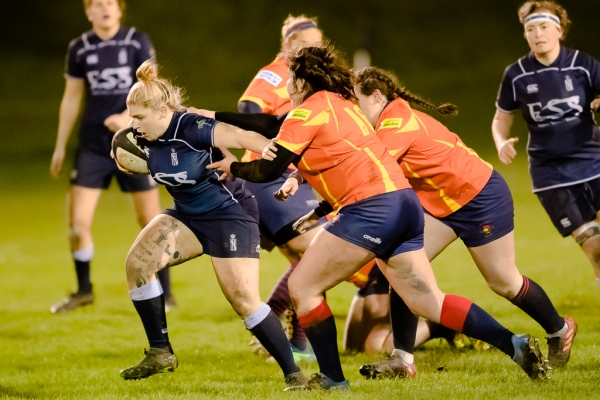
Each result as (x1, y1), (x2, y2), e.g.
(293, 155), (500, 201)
(276, 91), (410, 210)
(239, 56), (292, 162)
(375, 98), (493, 218)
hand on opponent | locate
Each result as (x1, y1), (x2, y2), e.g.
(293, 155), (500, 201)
(206, 148), (238, 181)
(497, 137), (518, 165)
(292, 210), (321, 234)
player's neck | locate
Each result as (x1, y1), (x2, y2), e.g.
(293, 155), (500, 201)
(533, 45), (560, 66)
(93, 24), (121, 41)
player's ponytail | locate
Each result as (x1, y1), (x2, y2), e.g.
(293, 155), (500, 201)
(287, 45), (357, 104)
(355, 67), (458, 117)
(127, 60), (186, 112)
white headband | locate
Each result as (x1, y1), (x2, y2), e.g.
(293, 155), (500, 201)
(524, 12), (561, 29)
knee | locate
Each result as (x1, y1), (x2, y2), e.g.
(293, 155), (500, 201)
(487, 279), (521, 299)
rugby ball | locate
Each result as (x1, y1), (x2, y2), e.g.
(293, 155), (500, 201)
(111, 127), (149, 174)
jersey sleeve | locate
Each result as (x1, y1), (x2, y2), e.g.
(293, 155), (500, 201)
(187, 115), (220, 148)
(495, 65), (519, 113)
(238, 68), (285, 114)
(275, 107), (319, 155)
(65, 38), (84, 79)
(135, 32), (156, 67)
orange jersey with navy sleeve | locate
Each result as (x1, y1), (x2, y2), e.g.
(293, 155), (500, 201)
(275, 91), (410, 209)
(375, 98), (493, 218)
(239, 56), (292, 162)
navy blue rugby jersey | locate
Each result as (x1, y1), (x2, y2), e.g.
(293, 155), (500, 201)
(143, 112), (251, 218)
(66, 26), (154, 154)
(496, 47), (600, 192)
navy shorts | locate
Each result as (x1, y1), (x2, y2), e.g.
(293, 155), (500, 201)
(325, 189), (424, 259)
(243, 169), (325, 246)
(357, 264), (390, 297)
(536, 176), (600, 237)
(432, 170), (514, 247)
(70, 148), (157, 193)
(164, 201), (260, 259)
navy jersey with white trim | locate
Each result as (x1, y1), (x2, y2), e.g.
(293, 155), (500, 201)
(66, 27), (154, 154)
(144, 112), (244, 217)
(496, 47), (600, 192)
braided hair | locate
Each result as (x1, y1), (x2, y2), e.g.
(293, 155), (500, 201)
(287, 45), (357, 104)
(355, 67), (458, 116)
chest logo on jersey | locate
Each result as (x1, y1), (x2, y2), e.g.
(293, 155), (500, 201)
(287, 109), (312, 121)
(527, 96), (583, 122)
(170, 149), (179, 166)
(380, 118), (403, 129)
(152, 171), (196, 186)
(527, 84), (538, 94)
(565, 75), (574, 92)
(86, 54), (99, 65)
(87, 67), (133, 93)
(119, 49), (128, 65)
(255, 70), (282, 87)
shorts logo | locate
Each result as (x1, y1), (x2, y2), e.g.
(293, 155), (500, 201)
(287, 109), (312, 121)
(363, 234), (382, 244)
(527, 84), (538, 93)
(480, 222), (493, 237)
(560, 218), (572, 228)
(161, 328), (168, 334)
(255, 70), (282, 86)
(171, 148), (178, 166)
(230, 234), (237, 251)
(86, 54), (98, 65)
(255, 244), (261, 253)
(71, 169), (78, 180)
(380, 118), (403, 129)
(565, 76), (573, 92)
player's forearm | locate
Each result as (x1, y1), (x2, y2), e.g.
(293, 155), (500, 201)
(491, 111), (514, 151)
(55, 97), (82, 150)
(230, 143), (299, 183)
(215, 111), (285, 139)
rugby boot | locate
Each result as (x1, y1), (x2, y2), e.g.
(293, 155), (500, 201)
(50, 291), (94, 314)
(283, 370), (309, 391)
(295, 373), (349, 391)
(511, 334), (549, 380)
(546, 317), (577, 368)
(120, 347), (178, 380)
(359, 349), (417, 379)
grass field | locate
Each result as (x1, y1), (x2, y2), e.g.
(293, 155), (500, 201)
(1, 155), (600, 399)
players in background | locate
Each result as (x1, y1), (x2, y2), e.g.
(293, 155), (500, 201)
(49, 0), (174, 313)
(493, 2), (600, 290)
(207, 45), (548, 390)
(237, 15), (324, 359)
(118, 60), (307, 389)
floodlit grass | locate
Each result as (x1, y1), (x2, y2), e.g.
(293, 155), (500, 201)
(1, 156), (599, 399)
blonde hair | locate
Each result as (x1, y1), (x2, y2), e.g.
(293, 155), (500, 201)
(281, 15), (320, 45)
(127, 60), (186, 111)
(83, 0), (126, 12)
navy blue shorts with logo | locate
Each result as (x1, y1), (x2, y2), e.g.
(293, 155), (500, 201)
(71, 148), (157, 192)
(164, 200), (260, 259)
(432, 170), (514, 247)
(357, 264), (390, 297)
(325, 189), (424, 259)
(243, 169), (325, 246)
(536, 176), (600, 237)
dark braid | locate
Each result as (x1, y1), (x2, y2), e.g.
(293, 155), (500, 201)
(287, 45), (357, 104)
(355, 67), (458, 116)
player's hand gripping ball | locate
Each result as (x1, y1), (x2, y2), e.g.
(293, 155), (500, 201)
(111, 127), (149, 174)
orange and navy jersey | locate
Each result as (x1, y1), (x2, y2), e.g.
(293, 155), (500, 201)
(375, 98), (493, 218)
(239, 56), (292, 162)
(276, 91), (410, 210)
